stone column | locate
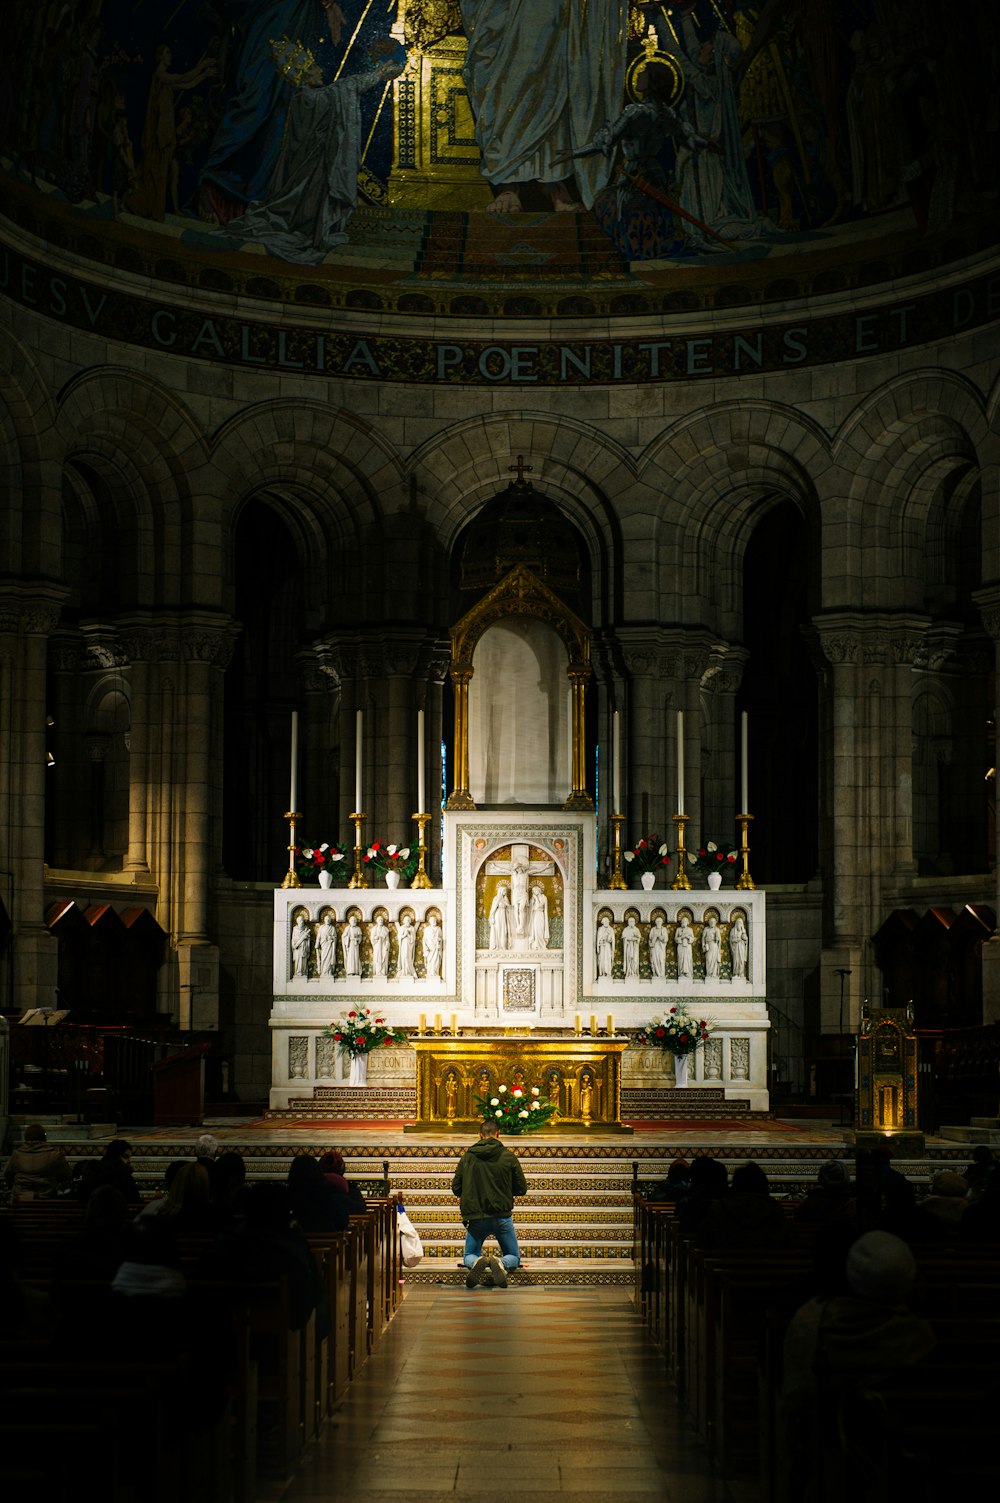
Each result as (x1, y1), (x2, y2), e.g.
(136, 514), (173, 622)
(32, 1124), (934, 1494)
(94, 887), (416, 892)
(811, 612), (929, 1031)
(0, 588), (66, 1012)
(117, 618), (156, 874)
(974, 587), (1000, 1023)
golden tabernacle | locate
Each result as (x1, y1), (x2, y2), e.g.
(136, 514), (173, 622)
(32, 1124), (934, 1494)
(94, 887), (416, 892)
(404, 1033), (632, 1133)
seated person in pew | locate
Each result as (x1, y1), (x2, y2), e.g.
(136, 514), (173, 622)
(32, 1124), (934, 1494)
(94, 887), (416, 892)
(961, 1165), (1000, 1241)
(645, 1156), (692, 1202)
(912, 1171), (969, 1242)
(699, 1161), (791, 1250)
(137, 1159), (186, 1218)
(676, 1154), (729, 1233)
(211, 1150), (249, 1229)
(288, 1154), (351, 1235)
(78, 1139), (142, 1206)
(780, 1230), (935, 1501)
(319, 1150), (367, 1215)
(962, 1145), (997, 1202)
(794, 1159), (856, 1226)
(200, 1182), (324, 1332)
(54, 1183), (132, 1284)
(3, 1122), (72, 1200)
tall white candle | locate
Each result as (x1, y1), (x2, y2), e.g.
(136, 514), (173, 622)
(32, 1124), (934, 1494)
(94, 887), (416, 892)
(612, 710), (622, 812)
(354, 709), (363, 811)
(417, 709), (426, 812)
(676, 709), (685, 816)
(741, 711), (749, 815)
(289, 710), (298, 811)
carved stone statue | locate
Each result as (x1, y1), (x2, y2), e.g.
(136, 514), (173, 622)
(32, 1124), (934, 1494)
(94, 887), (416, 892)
(489, 883), (513, 950)
(370, 915), (390, 977)
(702, 915), (721, 980)
(648, 916), (667, 979)
(528, 884), (549, 950)
(596, 915), (615, 977)
(397, 914), (416, 979)
(675, 916), (694, 981)
(341, 914), (362, 976)
(316, 914), (337, 976)
(622, 916), (640, 979)
(291, 913), (312, 978)
(422, 914), (443, 979)
(511, 856), (530, 939)
(729, 915), (748, 979)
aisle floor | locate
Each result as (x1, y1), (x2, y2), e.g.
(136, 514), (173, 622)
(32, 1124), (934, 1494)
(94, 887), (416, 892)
(272, 1286), (760, 1503)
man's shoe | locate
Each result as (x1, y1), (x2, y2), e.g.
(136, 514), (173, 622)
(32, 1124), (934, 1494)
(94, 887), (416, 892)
(465, 1255), (489, 1289)
(488, 1256), (508, 1288)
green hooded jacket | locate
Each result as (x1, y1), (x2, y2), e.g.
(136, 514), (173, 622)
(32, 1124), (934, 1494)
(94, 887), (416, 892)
(452, 1136), (528, 1221)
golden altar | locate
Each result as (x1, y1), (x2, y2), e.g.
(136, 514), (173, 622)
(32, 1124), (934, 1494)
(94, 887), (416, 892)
(404, 1033), (632, 1133)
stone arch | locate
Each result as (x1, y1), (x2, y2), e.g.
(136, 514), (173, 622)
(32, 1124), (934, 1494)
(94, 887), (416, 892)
(405, 412), (636, 628)
(210, 402), (408, 624)
(638, 402), (829, 635)
(56, 369), (212, 609)
(832, 371), (988, 608)
(0, 329), (60, 578)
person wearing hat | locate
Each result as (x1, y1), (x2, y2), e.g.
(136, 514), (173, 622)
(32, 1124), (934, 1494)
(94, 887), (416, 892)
(3, 1123), (71, 1199)
(780, 1230), (935, 1499)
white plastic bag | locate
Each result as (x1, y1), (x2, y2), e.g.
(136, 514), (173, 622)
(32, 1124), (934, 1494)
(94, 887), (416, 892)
(397, 1207), (423, 1268)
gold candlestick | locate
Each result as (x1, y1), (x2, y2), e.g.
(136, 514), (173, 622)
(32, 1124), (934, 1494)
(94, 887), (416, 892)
(410, 811), (432, 888)
(347, 811), (370, 888)
(281, 811), (302, 887)
(671, 813), (692, 889)
(736, 813), (756, 889)
(608, 813), (627, 889)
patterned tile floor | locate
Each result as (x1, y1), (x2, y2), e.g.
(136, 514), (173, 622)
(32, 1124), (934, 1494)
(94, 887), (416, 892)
(266, 1286), (759, 1503)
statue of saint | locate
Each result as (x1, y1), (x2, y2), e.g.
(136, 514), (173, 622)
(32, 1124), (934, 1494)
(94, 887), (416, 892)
(622, 916), (641, 979)
(729, 915), (748, 980)
(341, 914), (362, 976)
(291, 913), (312, 977)
(579, 1071), (594, 1122)
(422, 914), (443, 979)
(701, 915), (721, 980)
(528, 884), (549, 950)
(648, 916), (667, 979)
(489, 883), (513, 950)
(316, 913), (337, 976)
(596, 915), (615, 977)
(445, 1071), (458, 1119)
(397, 914), (417, 979)
(674, 916), (694, 981)
(370, 915), (390, 977)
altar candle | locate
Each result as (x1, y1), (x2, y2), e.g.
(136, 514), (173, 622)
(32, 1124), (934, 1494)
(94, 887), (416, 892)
(289, 710), (299, 811)
(450, 1013), (458, 1036)
(417, 709), (426, 813)
(355, 709), (363, 811)
(574, 1013), (582, 1035)
(607, 1014), (614, 1036)
(590, 1013), (597, 1036)
(676, 709), (685, 816)
(418, 1014), (426, 1035)
(612, 710), (621, 811)
(434, 1013), (442, 1034)
(741, 711), (749, 815)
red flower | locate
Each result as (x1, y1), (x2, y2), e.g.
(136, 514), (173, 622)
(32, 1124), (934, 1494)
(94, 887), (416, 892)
(333, 1032), (342, 1041)
(680, 1033), (688, 1042)
(655, 1027), (665, 1038)
(726, 853), (736, 864)
(669, 1006), (677, 1014)
(698, 847), (708, 858)
(315, 851), (326, 865)
(348, 1011), (357, 1018)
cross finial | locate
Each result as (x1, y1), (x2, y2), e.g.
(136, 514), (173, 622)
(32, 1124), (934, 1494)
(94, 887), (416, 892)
(509, 454), (532, 488)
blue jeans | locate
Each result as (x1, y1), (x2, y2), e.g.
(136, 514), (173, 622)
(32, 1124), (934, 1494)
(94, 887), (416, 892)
(462, 1215), (521, 1270)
